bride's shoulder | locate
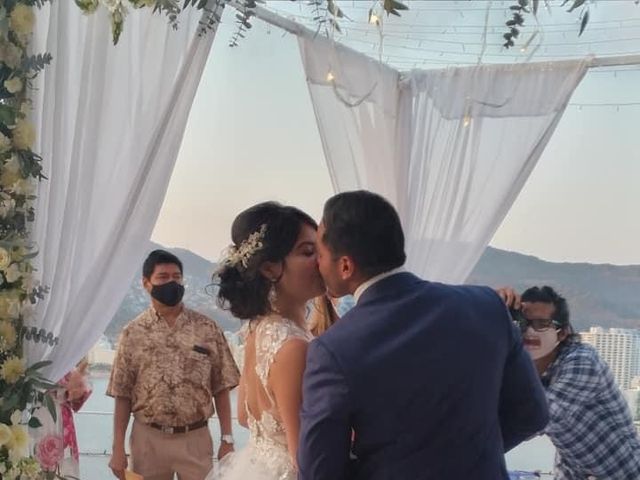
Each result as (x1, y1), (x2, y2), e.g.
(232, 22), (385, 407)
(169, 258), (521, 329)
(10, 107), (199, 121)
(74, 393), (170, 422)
(255, 315), (310, 348)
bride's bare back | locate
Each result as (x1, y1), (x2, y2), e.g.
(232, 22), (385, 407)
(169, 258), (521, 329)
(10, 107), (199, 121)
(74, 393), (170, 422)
(237, 315), (311, 477)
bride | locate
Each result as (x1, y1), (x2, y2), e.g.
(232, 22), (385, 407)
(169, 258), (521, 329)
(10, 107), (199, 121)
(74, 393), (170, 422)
(207, 201), (331, 480)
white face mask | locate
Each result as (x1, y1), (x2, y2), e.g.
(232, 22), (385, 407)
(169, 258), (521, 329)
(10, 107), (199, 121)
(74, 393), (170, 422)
(523, 326), (560, 360)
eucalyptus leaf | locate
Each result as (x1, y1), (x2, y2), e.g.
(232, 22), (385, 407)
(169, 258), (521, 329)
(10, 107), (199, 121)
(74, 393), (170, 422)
(25, 359), (52, 374)
(44, 393), (57, 423)
(28, 416), (42, 428)
(579, 9), (589, 36)
(568, 0), (586, 13)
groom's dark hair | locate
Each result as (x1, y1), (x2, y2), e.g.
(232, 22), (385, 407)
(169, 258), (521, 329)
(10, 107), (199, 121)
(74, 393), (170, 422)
(322, 190), (406, 278)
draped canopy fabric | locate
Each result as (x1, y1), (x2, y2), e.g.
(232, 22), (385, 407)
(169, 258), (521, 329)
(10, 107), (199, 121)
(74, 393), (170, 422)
(28, 1), (222, 380)
(298, 32), (589, 283)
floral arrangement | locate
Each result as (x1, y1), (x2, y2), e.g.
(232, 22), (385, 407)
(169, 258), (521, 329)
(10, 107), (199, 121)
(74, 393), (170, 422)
(75, 0), (222, 44)
(75, 0), (410, 45)
(1, 1), (65, 479)
(74, 0), (631, 52)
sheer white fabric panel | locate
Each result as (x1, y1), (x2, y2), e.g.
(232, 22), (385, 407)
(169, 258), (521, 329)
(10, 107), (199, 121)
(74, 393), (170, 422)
(297, 33), (402, 206)
(28, 1), (221, 380)
(298, 33), (588, 283)
(398, 61), (589, 282)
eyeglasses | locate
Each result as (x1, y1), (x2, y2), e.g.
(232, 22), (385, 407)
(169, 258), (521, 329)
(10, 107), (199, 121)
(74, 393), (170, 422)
(510, 309), (560, 332)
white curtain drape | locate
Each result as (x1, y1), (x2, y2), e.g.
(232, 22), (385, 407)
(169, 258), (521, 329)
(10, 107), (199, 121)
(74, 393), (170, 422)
(28, 1), (222, 381)
(298, 33), (589, 284)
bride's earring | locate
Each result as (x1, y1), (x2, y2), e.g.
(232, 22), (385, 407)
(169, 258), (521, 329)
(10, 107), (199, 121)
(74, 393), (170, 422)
(268, 281), (280, 313)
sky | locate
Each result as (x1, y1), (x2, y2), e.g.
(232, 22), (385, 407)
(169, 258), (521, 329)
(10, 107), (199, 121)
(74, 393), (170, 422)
(151, 1), (640, 266)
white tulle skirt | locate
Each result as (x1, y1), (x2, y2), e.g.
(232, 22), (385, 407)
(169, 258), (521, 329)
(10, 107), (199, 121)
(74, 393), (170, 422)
(206, 442), (296, 480)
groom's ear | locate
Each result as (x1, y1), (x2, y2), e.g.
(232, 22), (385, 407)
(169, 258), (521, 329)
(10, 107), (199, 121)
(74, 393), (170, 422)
(338, 256), (356, 281)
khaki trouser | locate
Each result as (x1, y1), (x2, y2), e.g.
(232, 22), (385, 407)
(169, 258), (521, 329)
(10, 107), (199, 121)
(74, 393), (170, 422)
(130, 420), (213, 480)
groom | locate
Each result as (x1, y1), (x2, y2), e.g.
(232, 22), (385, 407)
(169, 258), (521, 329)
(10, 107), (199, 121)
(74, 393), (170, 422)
(298, 190), (549, 480)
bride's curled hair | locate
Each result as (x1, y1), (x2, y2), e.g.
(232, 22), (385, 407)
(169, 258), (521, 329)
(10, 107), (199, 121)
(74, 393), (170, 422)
(215, 201), (317, 320)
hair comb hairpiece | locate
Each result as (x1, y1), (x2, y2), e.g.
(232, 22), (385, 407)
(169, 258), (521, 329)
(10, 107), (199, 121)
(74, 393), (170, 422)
(214, 224), (267, 275)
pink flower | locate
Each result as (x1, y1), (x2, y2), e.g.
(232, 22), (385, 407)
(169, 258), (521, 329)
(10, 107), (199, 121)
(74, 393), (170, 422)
(35, 434), (64, 471)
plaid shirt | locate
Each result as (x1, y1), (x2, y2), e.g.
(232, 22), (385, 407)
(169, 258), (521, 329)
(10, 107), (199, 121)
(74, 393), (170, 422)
(541, 341), (640, 479)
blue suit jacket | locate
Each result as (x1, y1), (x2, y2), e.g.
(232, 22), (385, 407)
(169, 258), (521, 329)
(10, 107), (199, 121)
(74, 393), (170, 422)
(298, 273), (548, 480)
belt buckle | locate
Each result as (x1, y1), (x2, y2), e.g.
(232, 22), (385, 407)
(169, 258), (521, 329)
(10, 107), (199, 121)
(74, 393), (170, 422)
(161, 425), (174, 434)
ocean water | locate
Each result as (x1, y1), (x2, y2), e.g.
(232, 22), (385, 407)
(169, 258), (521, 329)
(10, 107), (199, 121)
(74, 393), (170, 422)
(76, 378), (555, 479)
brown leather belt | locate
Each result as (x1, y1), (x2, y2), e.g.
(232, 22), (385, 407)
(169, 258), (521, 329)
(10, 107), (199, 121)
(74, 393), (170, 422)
(148, 419), (208, 434)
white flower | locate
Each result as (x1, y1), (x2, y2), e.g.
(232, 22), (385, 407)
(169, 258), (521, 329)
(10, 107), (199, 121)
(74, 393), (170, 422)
(0, 196), (16, 218)
(10, 410), (23, 426)
(17, 458), (41, 479)
(0, 247), (11, 270)
(0, 292), (21, 319)
(5, 263), (21, 283)
(1, 357), (26, 384)
(1, 155), (23, 189)
(0, 320), (17, 350)
(11, 119), (35, 150)
(8, 424), (29, 461)
(0, 39), (22, 69)
(0, 132), (11, 153)
(9, 4), (35, 36)
(20, 101), (31, 116)
(0, 423), (11, 446)
(4, 155), (21, 174)
(9, 178), (35, 196)
(4, 466), (19, 480)
(1, 169), (21, 189)
(76, 0), (100, 14)
(3, 77), (22, 94)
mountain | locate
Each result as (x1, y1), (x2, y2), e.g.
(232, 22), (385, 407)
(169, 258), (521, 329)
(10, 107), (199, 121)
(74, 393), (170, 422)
(104, 243), (238, 342)
(104, 244), (640, 343)
(467, 248), (640, 332)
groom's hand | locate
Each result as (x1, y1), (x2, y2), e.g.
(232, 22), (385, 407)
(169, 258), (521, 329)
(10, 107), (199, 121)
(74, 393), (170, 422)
(496, 286), (520, 309)
(108, 447), (128, 480)
(217, 441), (234, 460)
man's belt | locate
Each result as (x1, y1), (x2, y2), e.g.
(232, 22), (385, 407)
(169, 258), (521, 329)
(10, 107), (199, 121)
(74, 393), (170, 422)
(148, 419), (208, 434)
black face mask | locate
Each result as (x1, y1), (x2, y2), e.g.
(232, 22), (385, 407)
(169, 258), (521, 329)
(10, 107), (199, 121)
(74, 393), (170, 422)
(150, 281), (185, 307)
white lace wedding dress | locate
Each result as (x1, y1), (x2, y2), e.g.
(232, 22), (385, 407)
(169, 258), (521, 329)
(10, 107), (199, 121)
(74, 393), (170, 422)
(207, 316), (312, 480)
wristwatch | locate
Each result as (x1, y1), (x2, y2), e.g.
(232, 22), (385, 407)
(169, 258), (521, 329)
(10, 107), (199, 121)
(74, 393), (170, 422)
(221, 434), (235, 445)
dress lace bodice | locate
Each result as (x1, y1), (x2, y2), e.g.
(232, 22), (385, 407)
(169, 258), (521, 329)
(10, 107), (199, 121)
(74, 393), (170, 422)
(243, 316), (312, 479)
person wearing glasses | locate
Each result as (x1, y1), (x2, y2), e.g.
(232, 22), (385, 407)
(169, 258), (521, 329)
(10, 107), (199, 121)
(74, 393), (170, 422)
(497, 285), (640, 480)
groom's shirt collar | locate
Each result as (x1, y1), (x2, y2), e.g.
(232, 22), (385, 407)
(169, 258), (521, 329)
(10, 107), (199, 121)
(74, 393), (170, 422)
(353, 267), (405, 304)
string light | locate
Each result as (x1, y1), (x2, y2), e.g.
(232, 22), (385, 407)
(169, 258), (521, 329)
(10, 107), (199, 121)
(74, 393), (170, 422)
(326, 70), (335, 82)
(521, 31), (540, 52)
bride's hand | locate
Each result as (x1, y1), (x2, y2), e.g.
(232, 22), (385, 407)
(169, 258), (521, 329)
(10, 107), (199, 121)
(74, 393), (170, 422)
(218, 441), (234, 460)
